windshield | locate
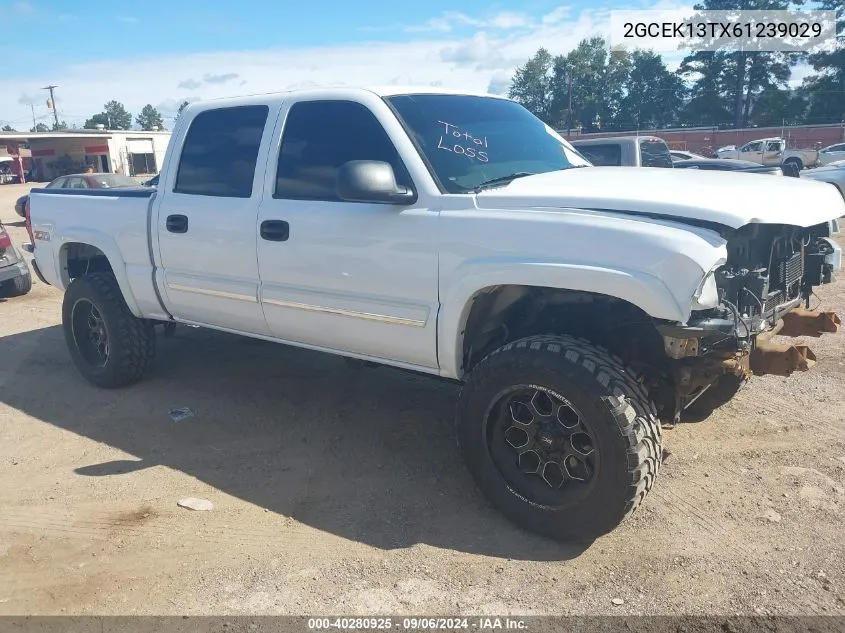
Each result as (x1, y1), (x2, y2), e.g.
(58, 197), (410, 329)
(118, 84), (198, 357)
(385, 94), (590, 193)
(90, 174), (138, 188)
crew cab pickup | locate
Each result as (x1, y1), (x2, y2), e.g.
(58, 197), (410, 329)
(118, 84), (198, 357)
(27, 86), (845, 542)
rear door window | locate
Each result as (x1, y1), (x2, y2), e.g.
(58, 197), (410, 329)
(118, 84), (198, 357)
(174, 105), (270, 198)
(639, 139), (673, 168)
(577, 144), (622, 166)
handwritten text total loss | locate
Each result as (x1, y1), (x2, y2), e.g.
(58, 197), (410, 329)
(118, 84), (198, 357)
(437, 121), (489, 163)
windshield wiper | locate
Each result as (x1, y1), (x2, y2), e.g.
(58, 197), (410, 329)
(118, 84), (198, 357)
(473, 172), (535, 192)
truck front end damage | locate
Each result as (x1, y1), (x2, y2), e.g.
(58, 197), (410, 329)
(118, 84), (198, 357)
(658, 221), (842, 422)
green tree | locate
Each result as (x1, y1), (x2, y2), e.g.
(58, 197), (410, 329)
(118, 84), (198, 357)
(802, 0), (845, 123)
(1, 124), (15, 131)
(548, 37), (632, 132)
(30, 122), (49, 132)
(680, 0), (806, 128)
(84, 100), (132, 130)
(52, 120), (69, 131)
(136, 104), (164, 131)
(679, 51), (733, 125)
(748, 87), (808, 126)
(83, 113), (109, 129)
(616, 50), (686, 130)
(508, 48), (555, 123)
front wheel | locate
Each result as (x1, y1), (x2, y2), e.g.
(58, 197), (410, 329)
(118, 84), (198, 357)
(62, 273), (155, 388)
(456, 335), (662, 542)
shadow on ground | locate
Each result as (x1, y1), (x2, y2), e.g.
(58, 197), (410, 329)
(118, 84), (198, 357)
(0, 324), (589, 561)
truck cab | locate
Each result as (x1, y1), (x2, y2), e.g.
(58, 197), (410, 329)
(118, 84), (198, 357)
(569, 135), (674, 168)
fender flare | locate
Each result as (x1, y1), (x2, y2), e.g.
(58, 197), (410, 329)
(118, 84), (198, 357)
(55, 228), (143, 318)
(438, 260), (689, 380)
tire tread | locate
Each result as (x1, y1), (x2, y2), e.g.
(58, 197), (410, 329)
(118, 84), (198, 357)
(457, 334), (662, 540)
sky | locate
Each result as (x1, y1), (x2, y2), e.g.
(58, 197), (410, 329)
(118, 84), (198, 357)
(0, 0), (817, 130)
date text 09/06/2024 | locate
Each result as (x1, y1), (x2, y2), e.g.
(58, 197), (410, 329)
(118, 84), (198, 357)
(307, 617), (527, 630)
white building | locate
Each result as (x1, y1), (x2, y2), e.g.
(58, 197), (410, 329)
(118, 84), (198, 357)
(0, 129), (171, 182)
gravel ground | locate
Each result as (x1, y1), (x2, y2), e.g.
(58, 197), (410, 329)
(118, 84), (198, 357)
(0, 183), (844, 616)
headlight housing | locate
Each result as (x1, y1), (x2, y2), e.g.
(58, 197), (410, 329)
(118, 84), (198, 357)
(691, 267), (721, 311)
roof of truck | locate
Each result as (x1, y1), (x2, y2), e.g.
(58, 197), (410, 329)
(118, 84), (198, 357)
(196, 85), (510, 107)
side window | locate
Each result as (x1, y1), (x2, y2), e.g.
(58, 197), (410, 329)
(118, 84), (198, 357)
(274, 100), (411, 201)
(765, 141), (781, 152)
(67, 177), (87, 189)
(743, 142), (762, 152)
(576, 144), (621, 166)
(174, 105), (269, 198)
(639, 140), (673, 168)
(46, 177), (65, 189)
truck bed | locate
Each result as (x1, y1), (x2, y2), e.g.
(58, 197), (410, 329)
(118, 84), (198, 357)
(28, 186), (166, 320)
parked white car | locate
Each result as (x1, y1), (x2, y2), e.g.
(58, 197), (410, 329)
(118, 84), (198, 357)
(802, 160), (845, 200)
(26, 86), (845, 542)
(817, 142), (845, 167)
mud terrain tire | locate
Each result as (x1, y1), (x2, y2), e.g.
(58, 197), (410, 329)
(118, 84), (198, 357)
(457, 335), (662, 542)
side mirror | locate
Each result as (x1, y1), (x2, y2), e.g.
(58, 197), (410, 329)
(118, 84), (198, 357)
(337, 160), (416, 205)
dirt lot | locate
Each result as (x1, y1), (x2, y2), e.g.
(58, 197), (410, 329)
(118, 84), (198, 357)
(0, 182), (844, 616)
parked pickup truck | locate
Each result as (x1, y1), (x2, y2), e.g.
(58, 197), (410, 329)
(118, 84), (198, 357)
(719, 137), (822, 172)
(26, 86), (845, 542)
(570, 135), (674, 168)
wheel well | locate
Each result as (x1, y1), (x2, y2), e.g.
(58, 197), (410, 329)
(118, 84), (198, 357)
(60, 242), (114, 284)
(460, 285), (669, 378)
(784, 157), (803, 167)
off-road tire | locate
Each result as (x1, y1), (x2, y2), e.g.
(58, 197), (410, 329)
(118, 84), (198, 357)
(62, 272), (155, 388)
(1, 272), (31, 297)
(681, 374), (745, 422)
(456, 334), (662, 542)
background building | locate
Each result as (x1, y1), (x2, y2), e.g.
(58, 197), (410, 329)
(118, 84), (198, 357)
(0, 129), (171, 182)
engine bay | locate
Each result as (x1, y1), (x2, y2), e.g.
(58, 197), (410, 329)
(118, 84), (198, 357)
(713, 222), (838, 333)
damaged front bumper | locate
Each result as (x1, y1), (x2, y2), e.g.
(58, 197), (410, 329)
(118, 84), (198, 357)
(657, 305), (841, 422)
(749, 307), (841, 376)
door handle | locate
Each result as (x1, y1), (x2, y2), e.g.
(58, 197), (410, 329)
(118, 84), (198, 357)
(260, 220), (289, 242)
(166, 214), (188, 233)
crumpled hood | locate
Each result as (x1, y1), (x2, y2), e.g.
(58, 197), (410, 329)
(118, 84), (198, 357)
(475, 166), (845, 229)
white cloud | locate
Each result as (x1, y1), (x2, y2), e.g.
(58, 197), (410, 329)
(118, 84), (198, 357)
(405, 10), (535, 33)
(0, 2), (696, 127)
(542, 6), (571, 25)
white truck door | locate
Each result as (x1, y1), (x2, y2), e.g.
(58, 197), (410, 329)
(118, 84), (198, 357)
(255, 97), (439, 369)
(155, 103), (275, 335)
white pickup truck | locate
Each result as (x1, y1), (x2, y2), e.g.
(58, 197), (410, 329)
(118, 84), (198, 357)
(26, 86), (845, 542)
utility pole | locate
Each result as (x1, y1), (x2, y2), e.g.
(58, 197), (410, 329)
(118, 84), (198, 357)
(29, 103), (36, 131)
(567, 72), (573, 137)
(42, 85), (59, 128)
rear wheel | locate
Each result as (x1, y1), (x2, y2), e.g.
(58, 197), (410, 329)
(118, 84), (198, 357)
(456, 335), (662, 542)
(62, 273), (155, 388)
(783, 158), (803, 176)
